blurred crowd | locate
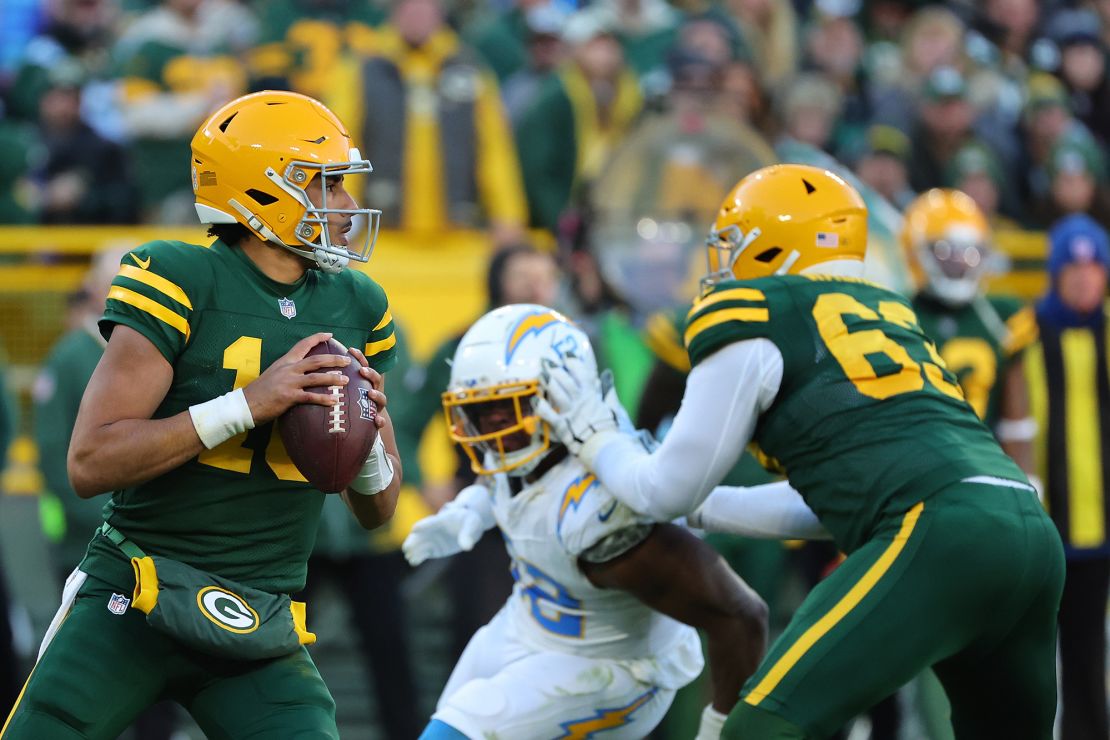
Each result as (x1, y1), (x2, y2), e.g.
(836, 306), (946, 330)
(0, 0), (1107, 237)
(4, 0), (1110, 738)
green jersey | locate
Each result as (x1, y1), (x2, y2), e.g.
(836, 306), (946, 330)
(87, 239), (397, 594)
(686, 275), (1025, 553)
(912, 294), (1037, 427)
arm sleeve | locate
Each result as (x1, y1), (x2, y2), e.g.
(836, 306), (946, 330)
(694, 481), (830, 540)
(363, 282), (398, 374)
(592, 338), (784, 522)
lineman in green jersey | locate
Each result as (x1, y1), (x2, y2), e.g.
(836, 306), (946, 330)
(3, 91), (403, 739)
(903, 188), (1039, 479)
(537, 164), (1064, 739)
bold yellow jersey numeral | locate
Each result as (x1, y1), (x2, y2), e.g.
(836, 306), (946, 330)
(813, 293), (966, 403)
(938, 337), (997, 419)
(197, 336), (306, 481)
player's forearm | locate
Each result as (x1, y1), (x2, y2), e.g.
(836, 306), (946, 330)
(705, 614), (765, 713)
(343, 450), (401, 529)
(67, 412), (205, 498)
(694, 482), (831, 540)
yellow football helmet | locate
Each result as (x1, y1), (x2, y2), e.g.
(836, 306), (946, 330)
(901, 188), (990, 306)
(704, 164), (868, 286)
(191, 90), (381, 273)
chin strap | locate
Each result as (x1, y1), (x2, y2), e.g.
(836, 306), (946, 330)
(227, 197), (347, 274)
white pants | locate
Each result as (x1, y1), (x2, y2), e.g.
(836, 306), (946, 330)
(433, 610), (676, 739)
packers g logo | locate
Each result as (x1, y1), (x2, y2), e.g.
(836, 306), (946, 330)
(197, 586), (260, 634)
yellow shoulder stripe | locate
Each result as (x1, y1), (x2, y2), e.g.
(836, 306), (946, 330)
(644, 315), (691, 373)
(684, 307), (769, 348)
(372, 309), (393, 332)
(745, 502), (925, 708)
(1003, 306), (1038, 356)
(365, 332), (397, 357)
(117, 264), (193, 310)
(688, 287), (766, 322)
(108, 286), (190, 340)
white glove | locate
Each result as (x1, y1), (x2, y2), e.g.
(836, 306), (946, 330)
(535, 356), (620, 468)
(694, 704), (728, 740)
(402, 484), (493, 566)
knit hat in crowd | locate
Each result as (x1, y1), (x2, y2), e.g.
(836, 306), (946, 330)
(1047, 213), (1110, 279)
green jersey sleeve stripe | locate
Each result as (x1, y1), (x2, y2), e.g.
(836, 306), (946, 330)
(372, 310), (393, 332)
(365, 331), (396, 357)
(685, 306), (769, 348)
(107, 286), (190, 339)
(117, 264), (193, 310)
(687, 286), (766, 323)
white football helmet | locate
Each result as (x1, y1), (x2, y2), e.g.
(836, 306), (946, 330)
(443, 304), (597, 476)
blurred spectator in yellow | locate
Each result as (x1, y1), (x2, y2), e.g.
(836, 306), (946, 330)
(569, 0), (683, 84)
(6, 0), (120, 138)
(329, 0), (526, 242)
(0, 116), (41, 224)
(1045, 8), (1110, 145)
(462, 0), (549, 83)
(1025, 214), (1110, 740)
(500, 4), (570, 125)
(31, 64), (137, 224)
(844, 123), (914, 210)
(113, 0), (255, 222)
(515, 12), (642, 232)
(774, 72), (842, 155)
(907, 65), (989, 193)
(945, 141), (1021, 229)
(249, 0), (383, 98)
(727, 0), (797, 90)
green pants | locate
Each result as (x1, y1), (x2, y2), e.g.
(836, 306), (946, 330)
(2, 539), (338, 739)
(724, 480), (1065, 739)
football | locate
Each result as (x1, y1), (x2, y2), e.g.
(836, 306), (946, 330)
(279, 338), (378, 493)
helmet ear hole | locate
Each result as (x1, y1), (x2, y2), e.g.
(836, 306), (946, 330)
(245, 188), (278, 206)
(755, 247), (782, 263)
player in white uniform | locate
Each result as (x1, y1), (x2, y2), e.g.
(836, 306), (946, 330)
(403, 304), (769, 740)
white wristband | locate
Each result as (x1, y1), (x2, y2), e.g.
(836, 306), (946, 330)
(189, 388), (255, 449)
(996, 416), (1038, 443)
(695, 704), (728, 740)
(349, 436), (394, 496)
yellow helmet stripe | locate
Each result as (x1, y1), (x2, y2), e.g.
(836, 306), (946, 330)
(107, 286), (190, 340)
(117, 264), (193, 310)
(684, 307), (769, 348)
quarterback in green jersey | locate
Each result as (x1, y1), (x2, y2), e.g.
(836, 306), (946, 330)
(903, 188), (1039, 480)
(3, 91), (402, 739)
(538, 164), (1064, 739)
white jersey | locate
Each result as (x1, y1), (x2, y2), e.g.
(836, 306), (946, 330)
(488, 454), (703, 689)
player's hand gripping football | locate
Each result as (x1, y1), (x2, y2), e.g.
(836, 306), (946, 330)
(242, 332), (387, 426)
(402, 483), (493, 566)
(534, 356), (620, 469)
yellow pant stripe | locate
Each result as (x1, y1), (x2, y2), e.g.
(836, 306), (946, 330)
(365, 332), (396, 357)
(0, 663), (36, 738)
(107, 286), (190, 340)
(688, 287), (766, 321)
(745, 501), (925, 707)
(117, 264), (193, 309)
(684, 307), (769, 348)
(1062, 329), (1105, 547)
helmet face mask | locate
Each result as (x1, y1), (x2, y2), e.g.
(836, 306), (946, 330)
(702, 223), (764, 291)
(902, 188), (990, 306)
(192, 91), (382, 274)
(442, 305), (597, 477)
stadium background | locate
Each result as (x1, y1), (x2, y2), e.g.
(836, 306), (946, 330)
(0, 0), (1101, 737)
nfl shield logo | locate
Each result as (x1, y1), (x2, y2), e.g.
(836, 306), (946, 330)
(278, 297), (297, 319)
(107, 593), (130, 615)
(358, 388), (373, 420)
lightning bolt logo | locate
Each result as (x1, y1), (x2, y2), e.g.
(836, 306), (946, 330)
(505, 310), (564, 363)
(555, 688), (658, 739)
(558, 474), (598, 529)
